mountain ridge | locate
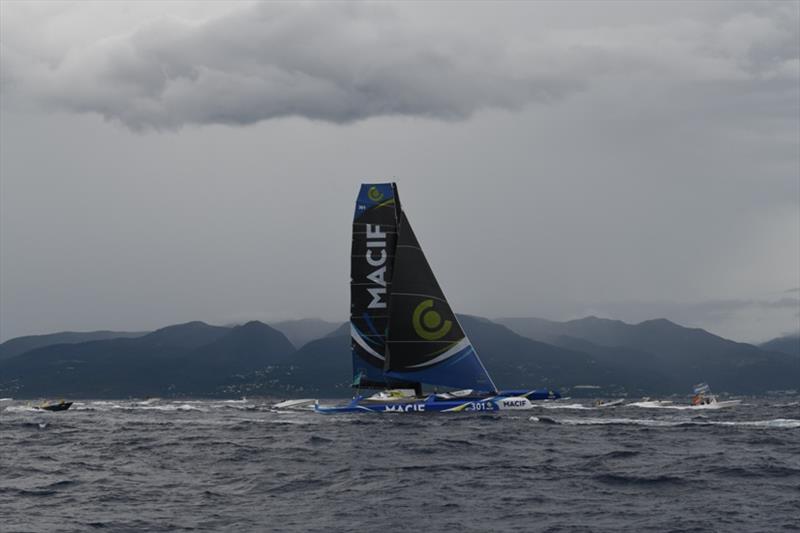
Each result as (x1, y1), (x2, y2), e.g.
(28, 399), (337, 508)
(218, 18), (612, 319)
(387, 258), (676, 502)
(759, 333), (800, 357)
(1, 316), (795, 398)
(0, 330), (149, 361)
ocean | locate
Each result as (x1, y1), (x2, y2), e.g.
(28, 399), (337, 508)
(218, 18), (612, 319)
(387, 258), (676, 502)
(2, 397), (798, 532)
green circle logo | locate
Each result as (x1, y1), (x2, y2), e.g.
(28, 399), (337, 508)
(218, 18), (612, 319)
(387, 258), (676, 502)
(368, 186), (384, 202)
(412, 299), (452, 341)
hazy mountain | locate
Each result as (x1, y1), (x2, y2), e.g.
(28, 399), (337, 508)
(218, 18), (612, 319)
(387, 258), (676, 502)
(246, 315), (672, 396)
(197, 327), (352, 397)
(166, 321), (296, 395)
(0, 321), (279, 397)
(139, 321), (231, 353)
(497, 316), (799, 392)
(269, 319), (343, 349)
(0, 330), (148, 361)
(325, 322), (349, 338)
(275, 332), (353, 396)
(760, 334), (800, 357)
(456, 315), (598, 388)
(1, 316), (796, 398)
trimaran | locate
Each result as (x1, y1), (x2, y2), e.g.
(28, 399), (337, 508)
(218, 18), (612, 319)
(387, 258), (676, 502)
(278, 183), (559, 413)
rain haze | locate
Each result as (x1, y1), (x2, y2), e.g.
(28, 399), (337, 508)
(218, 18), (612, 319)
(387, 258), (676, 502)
(1, 1), (798, 343)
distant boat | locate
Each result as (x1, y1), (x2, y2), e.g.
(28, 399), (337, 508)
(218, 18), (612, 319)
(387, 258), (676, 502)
(303, 183), (560, 414)
(690, 383), (740, 409)
(595, 399), (625, 408)
(36, 400), (73, 412)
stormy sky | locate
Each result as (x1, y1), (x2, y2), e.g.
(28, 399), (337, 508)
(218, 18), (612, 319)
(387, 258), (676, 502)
(1, 1), (798, 343)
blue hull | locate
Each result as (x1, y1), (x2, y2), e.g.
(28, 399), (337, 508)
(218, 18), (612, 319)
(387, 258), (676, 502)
(314, 388), (560, 414)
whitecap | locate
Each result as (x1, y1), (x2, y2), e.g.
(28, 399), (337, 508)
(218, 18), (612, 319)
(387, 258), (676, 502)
(4, 405), (38, 413)
(536, 403), (594, 410)
(628, 400), (675, 408)
(710, 418), (800, 429)
(528, 416), (800, 429)
(631, 401), (740, 411)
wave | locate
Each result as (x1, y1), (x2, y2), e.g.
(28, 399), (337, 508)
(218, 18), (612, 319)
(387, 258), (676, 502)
(594, 473), (689, 486)
(136, 398), (161, 405)
(535, 403), (595, 410)
(628, 400), (674, 408)
(1, 401), (222, 413)
(215, 402), (258, 411)
(4, 420), (49, 430)
(82, 400), (257, 412)
(73, 402), (123, 411)
(4, 405), (40, 413)
(530, 416), (559, 424)
(78, 401), (208, 412)
(710, 418), (800, 429)
(629, 401), (741, 410)
(137, 403), (206, 412)
(530, 416), (800, 429)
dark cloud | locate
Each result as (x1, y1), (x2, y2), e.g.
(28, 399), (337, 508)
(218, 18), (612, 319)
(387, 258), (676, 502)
(1, 4), (580, 129)
(1, 2), (796, 130)
(0, 2), (797, 343)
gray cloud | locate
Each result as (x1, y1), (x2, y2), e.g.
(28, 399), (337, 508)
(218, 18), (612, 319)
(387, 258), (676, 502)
(680, 297), (800, 320)
(0, 2), (797, 345)
(1, 2), (796, 130)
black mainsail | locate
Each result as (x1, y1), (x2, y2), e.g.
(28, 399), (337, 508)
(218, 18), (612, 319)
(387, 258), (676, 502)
(384, 212), (497, 392)
(350, 183), (403, 389)
(351, 183), (497, 393)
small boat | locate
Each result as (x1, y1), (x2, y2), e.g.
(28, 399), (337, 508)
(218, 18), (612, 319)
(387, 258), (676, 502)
(690, 383), (740, 409)
(280, 183), (560, 414)
(36, 400), (73, 412)
(595, 398), (625, 408)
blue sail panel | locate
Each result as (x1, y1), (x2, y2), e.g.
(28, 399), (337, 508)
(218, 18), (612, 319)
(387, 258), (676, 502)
(354, 183), (397, 221)
(350, 323), (387, 386)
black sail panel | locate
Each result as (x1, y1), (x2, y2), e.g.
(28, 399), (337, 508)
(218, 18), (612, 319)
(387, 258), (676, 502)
(350, 183), (415, 389)
(385, 212), (497, 392)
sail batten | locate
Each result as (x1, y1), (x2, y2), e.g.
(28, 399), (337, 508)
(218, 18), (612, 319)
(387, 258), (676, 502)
(391, 292), (448, 301)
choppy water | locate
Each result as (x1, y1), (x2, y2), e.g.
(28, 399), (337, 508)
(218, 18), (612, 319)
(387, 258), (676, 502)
(2, 397), (799, 532)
